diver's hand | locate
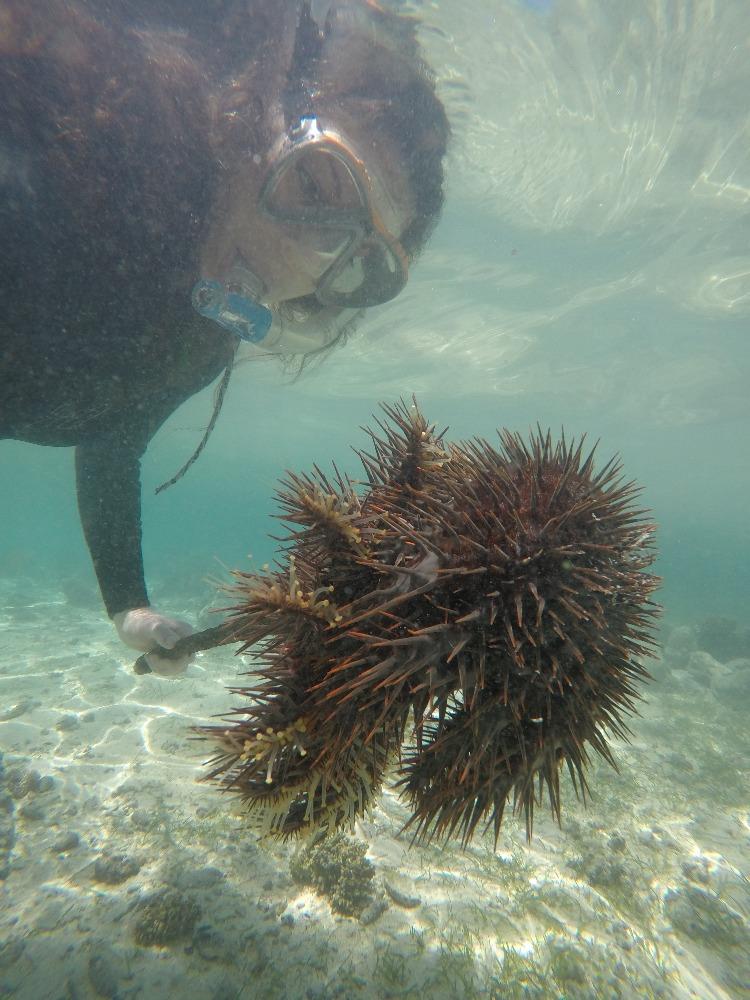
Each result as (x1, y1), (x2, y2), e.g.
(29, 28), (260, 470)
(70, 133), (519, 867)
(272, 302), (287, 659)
(112, 607), (194, 677)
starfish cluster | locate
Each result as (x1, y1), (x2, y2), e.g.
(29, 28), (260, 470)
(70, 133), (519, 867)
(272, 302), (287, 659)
(196, 400), (659, 846)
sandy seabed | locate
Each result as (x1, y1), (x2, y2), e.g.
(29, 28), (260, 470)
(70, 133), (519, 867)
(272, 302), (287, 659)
(1, 576), (749, 1000)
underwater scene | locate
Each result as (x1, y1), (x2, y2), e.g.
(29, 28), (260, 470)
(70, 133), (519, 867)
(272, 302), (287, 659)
(1, 1), (749, 998)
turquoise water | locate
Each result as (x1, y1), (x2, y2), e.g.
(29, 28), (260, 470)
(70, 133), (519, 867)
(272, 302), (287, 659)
(5, 0), (750, 620)
(2, 2), (749, 998)
(5, 220), (749, 623)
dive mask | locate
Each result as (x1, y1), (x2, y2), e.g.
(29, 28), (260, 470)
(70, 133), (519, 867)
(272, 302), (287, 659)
(259, 115), (409, 309)
(193, 115), (407, 352)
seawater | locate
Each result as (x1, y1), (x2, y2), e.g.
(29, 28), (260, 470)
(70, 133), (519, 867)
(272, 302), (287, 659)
(2, 2), (749, 998)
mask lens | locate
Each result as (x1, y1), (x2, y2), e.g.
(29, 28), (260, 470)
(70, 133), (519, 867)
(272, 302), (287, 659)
(260, 122), (409, 308)
(294, 227), (353, 257)
(320, 234), (407, 307)
(265, 146), (365, 222)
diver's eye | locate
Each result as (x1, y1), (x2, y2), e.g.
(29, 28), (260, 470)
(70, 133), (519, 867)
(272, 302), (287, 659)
(296, 155), (345, 206)
(296, 163), (327, 205)
(269, 148), (362, 215)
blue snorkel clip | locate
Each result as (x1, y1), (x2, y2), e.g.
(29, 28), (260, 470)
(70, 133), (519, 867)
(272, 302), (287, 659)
(192, 279), (273, 344)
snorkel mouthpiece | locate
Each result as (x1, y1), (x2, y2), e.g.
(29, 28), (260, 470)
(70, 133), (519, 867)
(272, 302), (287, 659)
(192, 279), (273, 344)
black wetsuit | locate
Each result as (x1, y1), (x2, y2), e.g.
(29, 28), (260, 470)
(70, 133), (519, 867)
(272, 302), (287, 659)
(0, 5), (236, 616)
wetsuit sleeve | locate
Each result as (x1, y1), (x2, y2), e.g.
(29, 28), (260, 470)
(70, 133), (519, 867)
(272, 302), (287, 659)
(75, 433), (150, 619)
(72, 325), (234, 619)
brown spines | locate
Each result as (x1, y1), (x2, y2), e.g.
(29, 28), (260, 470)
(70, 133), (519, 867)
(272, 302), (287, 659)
(275, 466), (369, 560)
(357, 397), (448, 490)
(196, 400), (660, 846)
(220, 557), (340, 661)
(200, 704), (393, 839)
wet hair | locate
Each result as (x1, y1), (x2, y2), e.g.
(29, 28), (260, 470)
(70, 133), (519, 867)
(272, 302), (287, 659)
(214, 1), (450, 259)
(0, 3), (218, 351)
(296, 2), (450, 257)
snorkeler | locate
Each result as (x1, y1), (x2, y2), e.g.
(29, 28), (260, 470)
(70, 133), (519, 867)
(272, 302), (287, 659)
(0, 1), (449, 675)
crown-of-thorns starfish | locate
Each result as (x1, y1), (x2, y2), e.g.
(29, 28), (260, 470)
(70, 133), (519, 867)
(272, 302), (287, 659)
(195, 399), (660, 846)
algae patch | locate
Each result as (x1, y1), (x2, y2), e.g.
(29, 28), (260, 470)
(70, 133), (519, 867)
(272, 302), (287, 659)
(290, 833), (375, 917)
(133, 889), (201, 947)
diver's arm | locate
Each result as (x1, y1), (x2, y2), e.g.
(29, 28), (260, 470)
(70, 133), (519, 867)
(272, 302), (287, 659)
(75, 430), (196, 676)
(75, 434), (150, 619)
(73, 316), (233, 663)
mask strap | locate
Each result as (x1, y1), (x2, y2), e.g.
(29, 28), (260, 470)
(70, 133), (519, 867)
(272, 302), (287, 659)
(309, 0), (335, 31)
(283, 2), (324, 125)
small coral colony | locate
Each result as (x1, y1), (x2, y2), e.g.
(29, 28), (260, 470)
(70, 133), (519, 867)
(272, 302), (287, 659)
(196, 400), (659, 847)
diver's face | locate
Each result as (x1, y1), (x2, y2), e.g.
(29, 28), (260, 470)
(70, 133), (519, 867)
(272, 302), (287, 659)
(200, 119), (414, 311)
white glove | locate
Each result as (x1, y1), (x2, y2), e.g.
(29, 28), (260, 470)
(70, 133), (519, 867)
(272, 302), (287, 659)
(113, 607), (194, 677)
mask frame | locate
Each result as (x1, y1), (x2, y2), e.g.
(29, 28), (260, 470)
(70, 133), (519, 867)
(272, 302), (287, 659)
(258, 114), (409, 308)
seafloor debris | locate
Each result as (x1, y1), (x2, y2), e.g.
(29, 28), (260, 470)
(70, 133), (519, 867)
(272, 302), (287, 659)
(196, 399), (660, 846)
(289, 832), (375, 917)
(133, 889), (201, 947)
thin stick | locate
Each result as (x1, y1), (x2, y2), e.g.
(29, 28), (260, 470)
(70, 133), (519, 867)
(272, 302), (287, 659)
(132, 622), (238, 674)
